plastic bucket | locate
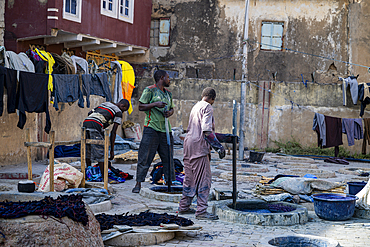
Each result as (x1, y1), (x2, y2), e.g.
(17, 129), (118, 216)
(347, 181), (367, 195)
(312, 193), (357, 221)
(249, 151), (265, 162)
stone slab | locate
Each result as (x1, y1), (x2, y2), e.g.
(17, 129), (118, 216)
(140, 187), (182, 203)
(104, 231), (175, 246)
(89, 200), (113, 214)
(218, 172), (261, 182)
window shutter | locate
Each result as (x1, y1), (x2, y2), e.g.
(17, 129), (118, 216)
(159, 18), (170, 46)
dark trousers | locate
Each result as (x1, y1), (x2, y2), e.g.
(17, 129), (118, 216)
(136, 127), (175, 183)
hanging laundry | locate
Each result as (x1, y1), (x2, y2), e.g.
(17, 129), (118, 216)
(362, 118), (370, 154)
(90, 73), (112, 101)
(111, 61), (123, 104)
(5, 51), (35, 78)
(51, 53), (75, 74)
(340, 76), (358, 106)
(342, 118), (363, 146)
(61, 52), (76, 73)
(312, 113), (326, 147)
(71, 55), (89, 74)
(26, 49), (45, 74)
(119, 61), (135, 114)
(358, 83), (370, 117)
(35, 48), (55, 92)
(0, 46), (9, 68)
(16, 71), (51, 134)
(324, 116), (343, 148)
(81, 74), (91, 108)
(0, 66), (17, 116)
(52, 74), (84, 110)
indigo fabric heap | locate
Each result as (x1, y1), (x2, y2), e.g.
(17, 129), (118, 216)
(96, 211), (194, 231)
(0, 194), (88, 226)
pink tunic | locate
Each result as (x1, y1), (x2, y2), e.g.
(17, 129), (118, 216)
(179, 101), (214, 216)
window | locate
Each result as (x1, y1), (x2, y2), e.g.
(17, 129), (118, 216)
(101, 0), (117, 19)
(63, 0), (82, 23)
(150, 19), (170, 47)
(101, 0), (134, 23)
(118, 0), (134, 24)
(261, 22), (284, 50)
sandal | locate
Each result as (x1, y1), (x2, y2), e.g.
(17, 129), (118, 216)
(195, 212), (219, 220)
(132, 186), (141, 193)
(178, 208), (196, 214)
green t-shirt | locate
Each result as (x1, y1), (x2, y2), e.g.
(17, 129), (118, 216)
(139, 84), (174, 132)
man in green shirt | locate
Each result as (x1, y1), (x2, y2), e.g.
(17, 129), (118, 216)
(132, 70), (175, 193)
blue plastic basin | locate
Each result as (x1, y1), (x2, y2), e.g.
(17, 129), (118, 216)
(312, 193), (357, 221)
(347, 181), (367, 195)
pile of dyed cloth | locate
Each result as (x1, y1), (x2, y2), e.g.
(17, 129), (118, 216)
(0, 194), (89, 225)
(96, 211), (194, 231)
(86, 164), (133, 183)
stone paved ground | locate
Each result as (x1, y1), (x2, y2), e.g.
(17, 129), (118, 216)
(1, 149), (370, 246)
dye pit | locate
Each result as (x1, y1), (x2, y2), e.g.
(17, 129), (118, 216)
(213, 199), (308, 226)
(149, 186), (183, 194)
(266, 235), (340, 247)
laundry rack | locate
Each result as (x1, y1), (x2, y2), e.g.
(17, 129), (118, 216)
(24, 127), (110, 192)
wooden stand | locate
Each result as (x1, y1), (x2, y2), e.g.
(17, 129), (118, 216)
(24, 127), (110, 192)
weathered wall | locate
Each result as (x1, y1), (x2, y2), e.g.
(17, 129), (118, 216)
(148, 0), (349, 82)
(0, 95), (105, 166)
(129, 77), (367, 155)
(348, 1), (370, 82)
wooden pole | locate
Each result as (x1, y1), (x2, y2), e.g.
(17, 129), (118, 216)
(81, 127), (86, 188)
(49, 131), (55, 192)
(104, 129), (109, 191)
(26, 128), (32, 180)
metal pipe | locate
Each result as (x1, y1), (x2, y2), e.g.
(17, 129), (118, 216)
(164, 106), (172, 192)
(232, 135), (237, 209)
(232, 100), (237, 136)
(239, 0), (250, 161)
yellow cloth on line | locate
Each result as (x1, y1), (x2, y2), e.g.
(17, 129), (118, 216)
(35, 48), (55, 92)
(118, 61), (135, 114)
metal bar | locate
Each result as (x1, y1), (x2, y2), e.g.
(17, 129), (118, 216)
(104, 129), (109, 191)
(26, 129), (32, 180)
(232, 100), (237, 136)
(164, 106), (172, 192)
(49, 131), (55, 192)
(232, 135), (237, 209)
(80, 127), (86, 188)
(239, 82), (246, 160)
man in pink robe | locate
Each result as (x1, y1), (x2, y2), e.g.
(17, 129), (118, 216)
(178, 87), (226, 220)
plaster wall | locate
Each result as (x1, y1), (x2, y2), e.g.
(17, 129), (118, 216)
(149, 0), (349, 82)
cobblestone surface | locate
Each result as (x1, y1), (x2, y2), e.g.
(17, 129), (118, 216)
(1, 151), (370, 246)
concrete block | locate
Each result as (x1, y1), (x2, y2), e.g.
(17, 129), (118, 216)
(105, 231), (175, 246)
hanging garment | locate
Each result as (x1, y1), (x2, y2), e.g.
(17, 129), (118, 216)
(0, 46), (9, 68)
(52, 74), (84, 110)
(61, 52), (76, 73)
(0, 66), (17, 116)
(341, 76), (358, 105)
(359, 83), (370, 117)
(81, 74), (91, 108)
(17, 71), (51, 134)
(119, 61), (135, 114)
(312, 113), (326, 147)
(51, 53), (75, 74)
(111, 61), (123, 103)
(90, 72), (112, 101)
(362, 118), (370, 154)
(342, 118), (363, 146)
(35, 48), (55, 92)
(71, 55), (89, 74)
(324, 116), (343, 148)
(5, 51), (35, 81)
